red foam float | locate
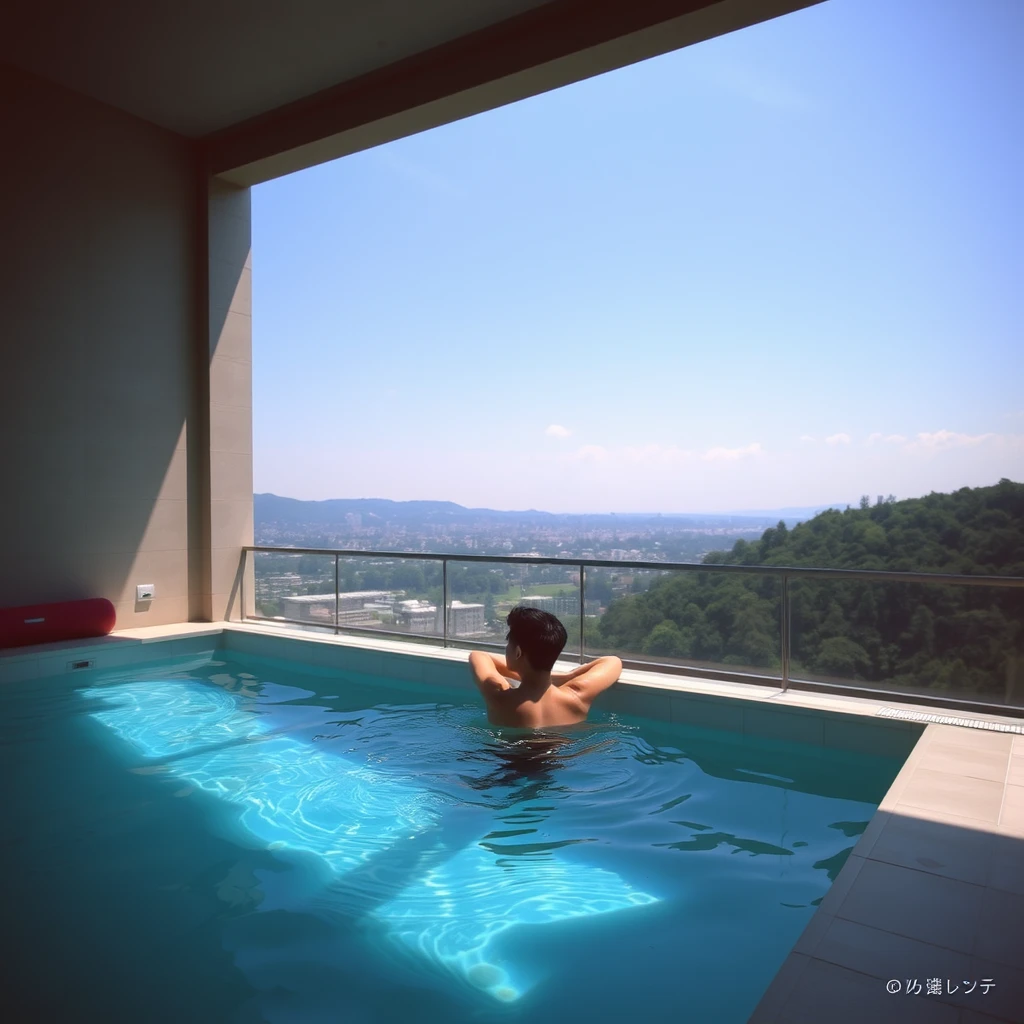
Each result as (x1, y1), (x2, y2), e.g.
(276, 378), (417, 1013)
(0, 598), (117, 649)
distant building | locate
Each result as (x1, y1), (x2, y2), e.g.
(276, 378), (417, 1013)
(280, 590), (395, 624)
(396, 599), (437, 633)
(553, 594), (600, 616)
(519, 593), (598, 617)
(447, 600), (486, 636)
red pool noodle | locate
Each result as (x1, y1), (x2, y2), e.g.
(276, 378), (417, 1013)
(0, 598), (117, 649)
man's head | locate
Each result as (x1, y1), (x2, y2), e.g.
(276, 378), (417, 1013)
(505, 605), (568, 673)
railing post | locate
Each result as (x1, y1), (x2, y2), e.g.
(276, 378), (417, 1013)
(781, 573), (791, 691)
(334, 553), (340, 635)
(442, 559), (448, 648)
(579, 564), (586, 665)
(240, 548), (246, 623)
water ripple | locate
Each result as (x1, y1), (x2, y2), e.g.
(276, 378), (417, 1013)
(79, 664), (878, 1006)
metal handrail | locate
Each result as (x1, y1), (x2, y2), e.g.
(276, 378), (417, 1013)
(240, 545), (1024, 690)
(242, 545), (1024, 587)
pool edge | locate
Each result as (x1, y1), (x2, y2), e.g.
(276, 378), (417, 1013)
(5, 621), (1023, 1022)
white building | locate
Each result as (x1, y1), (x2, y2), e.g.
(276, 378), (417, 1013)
(280, 590), (395, 624)
(396, 599), (437, 633)
(448, 600), (486, 637)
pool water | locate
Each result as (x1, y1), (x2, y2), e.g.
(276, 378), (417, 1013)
(1, 651), (905, 1023)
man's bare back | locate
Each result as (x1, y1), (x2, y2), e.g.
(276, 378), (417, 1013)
(468, 650), (623, 729)
(484, 674), (588, 729)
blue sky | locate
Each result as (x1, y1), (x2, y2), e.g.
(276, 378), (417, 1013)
(253, 0), (1023, 514)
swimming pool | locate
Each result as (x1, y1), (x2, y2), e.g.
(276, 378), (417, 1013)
(1, 645), (910, 1023)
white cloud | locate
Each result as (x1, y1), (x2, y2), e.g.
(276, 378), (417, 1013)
(799, 435), (816, 443)
(863, 430), (1022, 453)
(545, 424), (572, 439)
(825, 433), (852, 446)
(564, 440), (762, 467)
(702, 442), (763, 462)
(569, 443), (688, 465)
(622, 444), (694, 466)
(907, 430), (996, 451)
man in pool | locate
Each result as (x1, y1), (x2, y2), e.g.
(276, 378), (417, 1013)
(469, 605), (622, 728)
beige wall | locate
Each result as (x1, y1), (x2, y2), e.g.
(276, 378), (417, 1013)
(204, 180), (255, 622)
(0, 64), (253, 629)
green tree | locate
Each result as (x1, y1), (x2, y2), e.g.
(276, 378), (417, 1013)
(814, 637), (872, 678)
(592, 481), (1024, 698)
(642, 620), (689, 658)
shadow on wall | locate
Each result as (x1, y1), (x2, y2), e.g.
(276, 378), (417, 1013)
(201, 178), (253, 623)
(0, 64), (251, 627)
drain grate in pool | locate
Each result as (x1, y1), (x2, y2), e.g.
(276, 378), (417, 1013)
(877, 707), (1024, 734)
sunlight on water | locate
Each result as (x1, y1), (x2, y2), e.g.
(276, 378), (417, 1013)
(88, 680), (266, 757)
(1, 653), (899, 1024)
(373, 843), (658, 1001)
(84, 677), (661, 1001)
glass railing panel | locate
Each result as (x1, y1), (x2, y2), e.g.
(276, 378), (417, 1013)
(331, 555), (446, 643)
(584, 566), (783, 678)
(444, 560), (583, 658)
(789, 577), (1024, 707)
(251, 550), (337, 631)
(245, 547), (1023, 706)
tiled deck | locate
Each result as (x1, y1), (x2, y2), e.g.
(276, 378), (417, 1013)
(750, 724), (1024, 1024)
(2, 621), (1022, 1022)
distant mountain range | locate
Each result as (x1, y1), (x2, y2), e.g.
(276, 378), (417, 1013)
(715, 504), (847, 518)
(254, 494), (843, 529)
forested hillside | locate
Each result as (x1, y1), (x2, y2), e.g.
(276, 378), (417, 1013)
(594, 480), (1024, 700)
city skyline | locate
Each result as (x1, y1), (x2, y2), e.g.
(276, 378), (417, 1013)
(253, 0), (1024, 514)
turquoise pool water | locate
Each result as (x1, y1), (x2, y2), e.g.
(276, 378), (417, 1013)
(1, 651), (906, 1023)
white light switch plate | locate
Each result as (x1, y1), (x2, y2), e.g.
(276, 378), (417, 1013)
(137, 584), (155, 601)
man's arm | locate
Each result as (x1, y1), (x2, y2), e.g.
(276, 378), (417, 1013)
(557, 656), (623, 706)
(486, 654), (521, 682)
(551, 661), (594, 686)
(468, 651), (513, 697)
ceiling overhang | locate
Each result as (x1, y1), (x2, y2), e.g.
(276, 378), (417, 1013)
(204, 0), (821, 185)
(2, 0), (821, 186)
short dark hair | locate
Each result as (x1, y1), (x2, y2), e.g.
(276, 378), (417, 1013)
(506, 605), (568, 671)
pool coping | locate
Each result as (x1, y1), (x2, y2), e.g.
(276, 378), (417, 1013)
(3, 620), (1023, 1022)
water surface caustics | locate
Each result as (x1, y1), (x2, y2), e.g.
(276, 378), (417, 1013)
(11, 653), (894, 1022)
(84, 670), (663, 1002)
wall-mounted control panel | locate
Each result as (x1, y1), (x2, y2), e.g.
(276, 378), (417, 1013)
(136, 584), (155, 601)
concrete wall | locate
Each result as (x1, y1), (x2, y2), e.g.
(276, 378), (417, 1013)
(0, 64), (252, 629)
(204, 180), (254, 622)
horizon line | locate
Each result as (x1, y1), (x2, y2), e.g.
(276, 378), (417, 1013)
(254, 491), (853, 517)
